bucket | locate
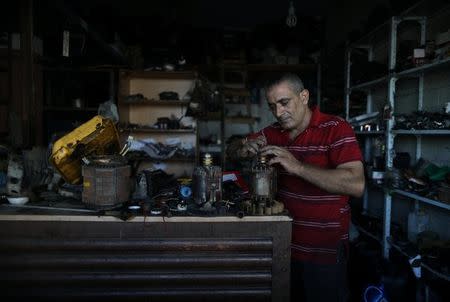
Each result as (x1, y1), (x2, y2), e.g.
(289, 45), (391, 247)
(82, 156), (130, 210)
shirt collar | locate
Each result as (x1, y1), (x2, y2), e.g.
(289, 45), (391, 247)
(307, 106), (322, 128)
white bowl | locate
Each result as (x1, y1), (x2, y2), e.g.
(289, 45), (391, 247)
(7, 196), (29, 205)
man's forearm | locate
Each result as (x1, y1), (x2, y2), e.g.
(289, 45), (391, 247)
(293, 161), (365, 197)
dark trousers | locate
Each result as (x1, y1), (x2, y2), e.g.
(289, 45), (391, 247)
(291, 244), (349, 302)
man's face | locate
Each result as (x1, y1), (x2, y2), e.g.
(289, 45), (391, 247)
(266, 82), (309, 131)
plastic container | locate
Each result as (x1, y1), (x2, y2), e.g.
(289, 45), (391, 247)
(407, 209), (430, 243)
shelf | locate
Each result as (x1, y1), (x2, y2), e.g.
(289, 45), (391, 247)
(203, 63), (317, 72)
(225, 116), (259, 123)
(43, 66), (119, 73)
(121, 127), (196, 134)
(353, 222), (382, 243)
(354, 130), (385, 135)
(349, 58), (450, 92)
(126, 156), (195, 162)
(348, 1), (446, 48)
(372, 184), (450, 211)
(396, 57), (450, 78)
(345, 3), (450, 262)
(392, 189), (450, 211)
(197, 112), (221, 121)
(221, 87), (251, 97)
(392, 129), (450, 135)
(44, 106), (98, 112)
(246, 64), (316, 72)
(389, 238), (450, 282)
(350, 75), (389, 91)
(122, 100), (190, 106)
(122, 70), (196, 80)
(199, 144), (222, 152)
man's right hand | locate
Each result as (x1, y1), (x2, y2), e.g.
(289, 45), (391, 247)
(238, 135), (267, 158)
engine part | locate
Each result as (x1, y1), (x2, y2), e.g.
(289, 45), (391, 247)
(82, 155), (130, 210)
(250, 154), (276, 215)
(50, 115), (120, 184)
(193, 153), (222, 209)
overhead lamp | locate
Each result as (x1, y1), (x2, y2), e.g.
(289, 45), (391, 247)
(286, 1), (297, 28)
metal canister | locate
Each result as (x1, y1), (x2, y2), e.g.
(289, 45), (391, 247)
(82, 155), (130, 210)
(251, 154), (276, 215)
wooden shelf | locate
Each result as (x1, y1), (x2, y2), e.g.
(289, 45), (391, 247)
(198, 114), (221, 121)
(221, 87), (251, 97)
(199, 63), (317, 73)
(122, 70), (196, 80)
(225, 116), (259, 123)
(121, 127), (196, 134)
(246, 63), (316, 72)
(44, 106), (98, 112)
(122, 99), (190, 106)
(126, 155), (195, 162)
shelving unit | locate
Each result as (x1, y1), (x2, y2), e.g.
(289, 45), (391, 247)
(42, 66), (117, 144)
(218, 61), (255, 168)
(118, 70), (199, 177)
(345, 3), (450, 260)
(0, 44), (11, 137)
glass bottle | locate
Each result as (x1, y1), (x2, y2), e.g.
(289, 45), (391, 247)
(251, 154), (276, 215)
(193, 153), (222, 208)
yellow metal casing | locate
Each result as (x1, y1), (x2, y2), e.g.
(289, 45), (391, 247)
(50, 115), (121, 184)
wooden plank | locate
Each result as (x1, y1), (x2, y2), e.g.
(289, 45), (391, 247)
(124, 70), (196, 80)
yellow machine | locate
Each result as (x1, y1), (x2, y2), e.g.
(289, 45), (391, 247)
(50, 115), (121, 184)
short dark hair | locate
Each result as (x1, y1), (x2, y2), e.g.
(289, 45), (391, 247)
(264, 73), (305, 95)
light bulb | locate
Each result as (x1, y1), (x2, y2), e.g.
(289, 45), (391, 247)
(286, 1), (297, 28)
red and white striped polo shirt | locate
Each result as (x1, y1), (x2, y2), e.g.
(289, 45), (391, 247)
(249, 106), (363, 264)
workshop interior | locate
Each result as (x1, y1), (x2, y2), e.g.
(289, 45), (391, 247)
(0, 0), (449, 301)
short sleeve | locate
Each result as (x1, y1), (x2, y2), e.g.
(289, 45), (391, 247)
(328, 120), (363, 167)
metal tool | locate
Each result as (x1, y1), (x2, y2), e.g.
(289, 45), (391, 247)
(1, 203), (101, 213)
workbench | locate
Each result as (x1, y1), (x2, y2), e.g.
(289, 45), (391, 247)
(0, 208), (291, 302)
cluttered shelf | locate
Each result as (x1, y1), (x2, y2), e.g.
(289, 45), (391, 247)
(396, 56), (450, 78)
(246, 63), (317, 72)
(349, 57), (450, 92)
(352, 218), (450, 283)
(121, 127), (196, 134)
(392, 189), (450, 211)
(122, 70), (197, 80)
(199, 63), (317, 72)
(367, 182), (450, 211)
(126, 155), (196, 163)
(354, 130), (385, 135)
(350, 75), (388, 91)
(44, 106), (98, 112)
(121, 99), (190, 106)
(225, 116), (260, 123)
(391, 129), (450, 135)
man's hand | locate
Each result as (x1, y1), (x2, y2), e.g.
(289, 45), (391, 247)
(238, 136), (267, 158)
(261, 145), (365, 197)
(260, 145), (300, 174)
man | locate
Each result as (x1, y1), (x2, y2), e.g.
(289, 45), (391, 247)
(226, 73), (365, 302)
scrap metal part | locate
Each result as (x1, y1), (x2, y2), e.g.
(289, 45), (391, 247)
(49, 115), (121, 184)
